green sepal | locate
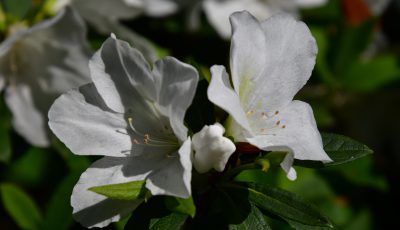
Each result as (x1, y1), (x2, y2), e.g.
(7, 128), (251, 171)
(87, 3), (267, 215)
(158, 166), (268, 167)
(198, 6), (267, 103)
(88, 180), (146, 201)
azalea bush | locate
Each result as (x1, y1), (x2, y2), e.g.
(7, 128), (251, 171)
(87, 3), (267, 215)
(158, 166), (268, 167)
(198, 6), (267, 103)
(0, 0), (399, 229)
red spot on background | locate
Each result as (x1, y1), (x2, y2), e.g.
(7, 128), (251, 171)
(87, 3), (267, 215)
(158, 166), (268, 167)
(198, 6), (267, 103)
(342, 0), (373, 25)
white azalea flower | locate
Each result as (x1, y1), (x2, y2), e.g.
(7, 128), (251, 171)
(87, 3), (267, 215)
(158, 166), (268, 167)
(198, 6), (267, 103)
(203, 0), (328, 38)
(0, 8), (90, 146)
(207, 11), (332, 180)
(192, 123), (236, 173)
(48, 35), (198, 228)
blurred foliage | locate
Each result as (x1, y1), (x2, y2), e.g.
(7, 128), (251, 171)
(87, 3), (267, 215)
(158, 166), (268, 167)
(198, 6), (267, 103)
(1, 0), (399, 229)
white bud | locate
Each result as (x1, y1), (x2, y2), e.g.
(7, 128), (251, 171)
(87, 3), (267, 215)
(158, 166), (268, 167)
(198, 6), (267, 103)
(192, 123), (236, 173)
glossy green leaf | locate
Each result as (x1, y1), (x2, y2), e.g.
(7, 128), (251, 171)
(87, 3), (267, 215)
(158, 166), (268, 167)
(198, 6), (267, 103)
(0, 183), (42, 230)
(42, 172), (81, 230)
(225, 183), (333, 228)
(124, 196), (188, 230)
(165, 196), (196, 218)
(88, 180), (146, 200)
(229, 203), (271, 230)
(148, 212), (188, 230)
(284, 217), (335, 230)
(295, 133), (373, 168)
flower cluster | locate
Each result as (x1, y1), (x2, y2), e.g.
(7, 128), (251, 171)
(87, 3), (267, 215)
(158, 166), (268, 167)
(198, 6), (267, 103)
(46, 11), (331, 227)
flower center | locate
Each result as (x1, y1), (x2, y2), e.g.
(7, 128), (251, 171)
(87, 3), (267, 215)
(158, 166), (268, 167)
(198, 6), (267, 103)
(127, 117), (179, 148)
(247, 109), (287, 136)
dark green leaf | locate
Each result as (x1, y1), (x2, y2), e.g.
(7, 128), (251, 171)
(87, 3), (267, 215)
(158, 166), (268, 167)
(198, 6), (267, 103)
(89, 180), (146, 201)
(165, 196), (196, 218)
(124, 196), (188, 230)
(229, 203), (272, 230)
(225, 183), (333, 228)
(284, 217), (335, 230)
(295, 133), (373, 168)
(148, 212), (188, 230)
(0, 183), (42, 230)
(42, 172), (81, 230)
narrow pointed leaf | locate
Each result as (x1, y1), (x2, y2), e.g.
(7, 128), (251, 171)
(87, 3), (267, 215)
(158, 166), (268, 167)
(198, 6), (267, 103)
(229, 203), (271, 230)
(224, 183), (333, 228)
(295, 133), (373, 168)
(0, 183), (42, 230)
(88, 180), (146, 201)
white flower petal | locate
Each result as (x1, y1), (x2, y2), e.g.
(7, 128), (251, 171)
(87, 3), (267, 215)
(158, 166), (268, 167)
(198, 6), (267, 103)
(71, 157), (144, 228)
(5, 84), (49, 146)
(143, 0), (179, 17)
(71, 0), (142, 34)
(146, 138), (192, 198)
(89, 36), (154, 113)
(0, 8), (90, 146)
(286, 167), (297, 181)
(294, 0), (328, 8)
(204, 0), (276, 39)
(49, 84), (132, 157)
(192, 123), (236, 173)
(229, 11), (267, 97)
(247, 100), (332, 162)
(152, 57), (198, 142)
(108, 23), (159, 62)
(207, 65), (251, 136)
(231, 12), (318, 112)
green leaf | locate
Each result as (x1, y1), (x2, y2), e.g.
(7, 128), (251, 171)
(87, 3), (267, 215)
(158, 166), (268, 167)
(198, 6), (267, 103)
(165, 196), (196, 218)
(332, 21), (374, 76)
(0, 183), (42, 230)
(341, 55), (400, 91)
(295, 133), (373, 168)
(284, 217), (335, 230)
(88, 180), (146, 200)
(225, 183), (333, 228)
(229, 203), (272, 230)
(42, 172), (81, 230)
(148, 212), (188, 230)
(3, 0), (32, 19)
(5, 148), (52, 186)
(124, 196), (188, 230)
